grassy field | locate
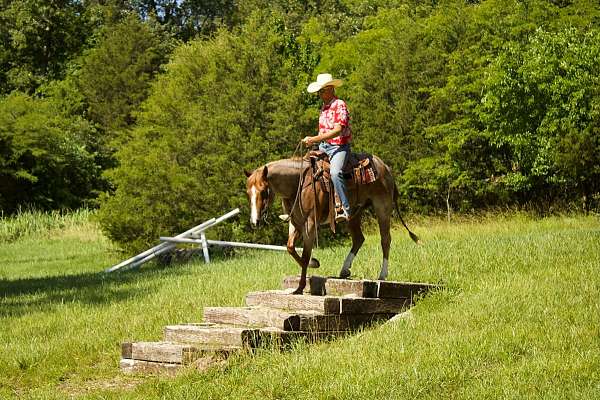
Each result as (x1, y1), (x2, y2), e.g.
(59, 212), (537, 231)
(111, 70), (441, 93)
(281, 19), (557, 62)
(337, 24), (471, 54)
(1, 211), (599, 399)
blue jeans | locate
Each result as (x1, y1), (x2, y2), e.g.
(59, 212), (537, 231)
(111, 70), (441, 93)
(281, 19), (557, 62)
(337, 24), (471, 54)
(319, 142), (351, 213)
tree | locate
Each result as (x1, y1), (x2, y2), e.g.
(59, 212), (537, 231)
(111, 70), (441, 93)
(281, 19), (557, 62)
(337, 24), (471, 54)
(76, 15), (174, 134)
(479, 27), (600, 209)
(0, 0), (94, 94)
(0, 93), (100, 213)
(97, 11), (319, 252)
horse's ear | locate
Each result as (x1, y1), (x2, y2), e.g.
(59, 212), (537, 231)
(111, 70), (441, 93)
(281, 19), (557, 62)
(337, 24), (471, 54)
(262, 166), (268, 180)
(244, 169), (252, 178)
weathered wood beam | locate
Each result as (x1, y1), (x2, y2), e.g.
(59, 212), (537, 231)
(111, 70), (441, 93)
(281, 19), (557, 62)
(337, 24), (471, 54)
(203, 306), (396, 332)
(120, 358), (181, 375)
(340, 297), (410, 314)
(246, 291), (410, 315)
(245, 291), (341, 314)
(203, 306), (301, 330)
(121, 341), (205, 364)
(282, 275), (328, 295)
(163, 323), (260, 349)
(282, 275), (440, 299)
(283, 275), (379, 297)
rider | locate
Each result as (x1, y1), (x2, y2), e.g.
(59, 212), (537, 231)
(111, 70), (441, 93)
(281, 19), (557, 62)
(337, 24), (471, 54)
(302, 73), (352, 223)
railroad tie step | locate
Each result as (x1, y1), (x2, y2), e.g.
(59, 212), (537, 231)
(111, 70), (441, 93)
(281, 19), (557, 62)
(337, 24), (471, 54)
(282, 275), (442, 300)
(163, 323), (260, 349)
(120, 341), (229, 375)
(245, 290), (411, 315)
(120, 358), (182, 376)
(121, 341), (230, 364)
(203, 306), (396, 332)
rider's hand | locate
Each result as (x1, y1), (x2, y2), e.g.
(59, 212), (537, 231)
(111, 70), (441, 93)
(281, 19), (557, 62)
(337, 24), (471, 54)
(302, 136), (314, 146)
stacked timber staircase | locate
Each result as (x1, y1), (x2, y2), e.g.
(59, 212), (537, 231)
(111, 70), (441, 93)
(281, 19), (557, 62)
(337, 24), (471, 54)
(120, 276), (440, 375)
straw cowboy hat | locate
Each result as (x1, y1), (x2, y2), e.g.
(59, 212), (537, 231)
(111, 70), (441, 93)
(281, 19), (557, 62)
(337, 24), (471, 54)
(307, 73), (343, 93)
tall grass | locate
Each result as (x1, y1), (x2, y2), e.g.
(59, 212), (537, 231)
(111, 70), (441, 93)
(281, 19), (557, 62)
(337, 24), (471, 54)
(0, 208), (94, 242)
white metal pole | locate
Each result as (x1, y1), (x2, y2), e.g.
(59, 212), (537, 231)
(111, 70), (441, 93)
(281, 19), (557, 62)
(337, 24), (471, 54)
(159, 237), (293, 252)
(200, 232), (210, 264)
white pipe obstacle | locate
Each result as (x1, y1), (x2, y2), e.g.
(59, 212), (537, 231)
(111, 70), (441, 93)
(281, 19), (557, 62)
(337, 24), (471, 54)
(105, 208), (240, 272)
(159, 237), (289, 252)
(106, 208), (294, 271)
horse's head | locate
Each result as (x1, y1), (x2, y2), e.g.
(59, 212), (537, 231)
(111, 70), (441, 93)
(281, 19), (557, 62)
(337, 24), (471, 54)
(244, 165), (274, 227)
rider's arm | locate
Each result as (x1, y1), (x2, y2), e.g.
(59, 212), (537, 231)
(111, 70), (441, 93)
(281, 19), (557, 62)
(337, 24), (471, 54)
(303, 124), (342, 145)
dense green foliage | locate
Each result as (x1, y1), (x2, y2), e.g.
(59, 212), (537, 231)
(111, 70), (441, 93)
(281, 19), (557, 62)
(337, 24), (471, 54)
(0, 93), (101, 213)
(1, 0), (600, 249)
(1, 213), (598, 398)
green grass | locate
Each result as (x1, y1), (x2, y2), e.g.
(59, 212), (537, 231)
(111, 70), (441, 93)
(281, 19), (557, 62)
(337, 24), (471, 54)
(1, 212), (599, 399)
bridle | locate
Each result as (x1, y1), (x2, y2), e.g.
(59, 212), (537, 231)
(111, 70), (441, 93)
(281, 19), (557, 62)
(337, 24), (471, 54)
(259, 186), (272, 224)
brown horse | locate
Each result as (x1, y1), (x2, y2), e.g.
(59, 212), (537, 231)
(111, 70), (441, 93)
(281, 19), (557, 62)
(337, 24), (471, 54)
(244, 154), (419, 294)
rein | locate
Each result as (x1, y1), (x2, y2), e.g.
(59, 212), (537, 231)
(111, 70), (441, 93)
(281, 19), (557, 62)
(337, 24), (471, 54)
(285, 140), (322, 248)
(289, 140), (307, 219)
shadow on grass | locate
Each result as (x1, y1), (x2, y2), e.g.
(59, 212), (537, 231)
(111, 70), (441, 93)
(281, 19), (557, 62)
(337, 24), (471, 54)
(0, 261), (198, 318)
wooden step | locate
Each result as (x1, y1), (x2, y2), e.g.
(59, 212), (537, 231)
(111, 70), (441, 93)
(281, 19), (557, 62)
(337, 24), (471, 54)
(283, 276), (377, 298)
(204, 306), (396, 331)
(246, 290), (341, 314)
(120, 358), (181, 375)
(203, 306), (300, 330)
(163, 323), (260, 349)
(121, 341), (211, 364)
(281, 275), (328, 295)
(120, 354), (224, 375)
(282, 276), (440, 299)
(246, 291), (410, 314)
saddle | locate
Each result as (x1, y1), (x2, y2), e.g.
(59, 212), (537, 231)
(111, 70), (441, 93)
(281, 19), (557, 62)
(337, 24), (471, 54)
(302, 150), (378, 232)
(304, 150), (378, 185)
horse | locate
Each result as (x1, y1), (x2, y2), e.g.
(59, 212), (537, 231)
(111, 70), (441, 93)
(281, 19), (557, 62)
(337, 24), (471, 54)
(244, 153), (420, 295)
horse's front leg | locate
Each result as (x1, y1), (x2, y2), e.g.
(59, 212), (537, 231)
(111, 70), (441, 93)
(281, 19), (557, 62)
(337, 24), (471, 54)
(286, 222), (312, 295)
(286, 222), (303, 269)
(294, 219), (317, 294)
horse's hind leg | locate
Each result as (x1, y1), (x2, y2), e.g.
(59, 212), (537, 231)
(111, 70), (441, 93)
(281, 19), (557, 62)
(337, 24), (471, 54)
(339, 210), (364, 279)
(374, 202), (392, 281)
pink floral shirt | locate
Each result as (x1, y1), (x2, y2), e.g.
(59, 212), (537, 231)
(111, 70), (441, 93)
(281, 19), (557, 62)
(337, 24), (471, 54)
(319, 97), (352, 145)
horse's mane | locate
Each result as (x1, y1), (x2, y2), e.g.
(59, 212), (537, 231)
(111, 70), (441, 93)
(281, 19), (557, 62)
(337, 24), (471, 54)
(266, 158), (305, 170)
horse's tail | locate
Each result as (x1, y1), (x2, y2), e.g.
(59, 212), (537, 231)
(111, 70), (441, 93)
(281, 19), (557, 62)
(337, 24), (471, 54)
(393, 182), (421, 245)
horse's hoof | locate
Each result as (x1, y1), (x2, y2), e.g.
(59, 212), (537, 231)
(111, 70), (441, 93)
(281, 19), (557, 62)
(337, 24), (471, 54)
(339, 269), (351, 279)
(292, 288), (304, 295)
(308, 258), (320, 268)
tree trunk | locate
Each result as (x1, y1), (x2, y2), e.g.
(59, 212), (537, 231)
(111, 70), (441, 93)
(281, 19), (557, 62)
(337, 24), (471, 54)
(446, 186), (451, 222)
